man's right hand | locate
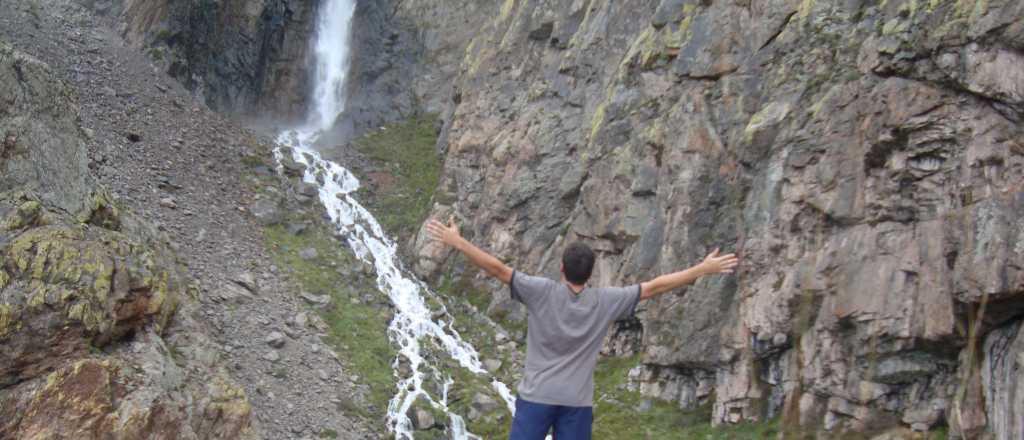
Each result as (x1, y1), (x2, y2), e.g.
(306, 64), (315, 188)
(424, 215), (513, 284)
(699, 248), (739, 275)
(426, 216), (461, 247)
(640, 247), (740, 300)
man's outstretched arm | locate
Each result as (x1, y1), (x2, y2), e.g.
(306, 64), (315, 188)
(639, 249), (738, 301)
(426, 217), (513, 285)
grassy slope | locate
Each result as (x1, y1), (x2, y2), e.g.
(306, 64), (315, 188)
(351, 116), (442, 240)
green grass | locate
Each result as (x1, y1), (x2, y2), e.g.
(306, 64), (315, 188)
(593, 356), (780, 439)
(262, 222), (394, 426)
(351, 116), (442, 241)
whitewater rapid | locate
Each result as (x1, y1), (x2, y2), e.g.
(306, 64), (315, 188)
(273, 0), (515, 438)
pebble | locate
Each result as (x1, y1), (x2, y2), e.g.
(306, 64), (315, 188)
(266, 331), (286, 349)
(299, 247), (319, 260)
(290, 312), (308, 328)
(159, 197), (177, 209)
(483, 359), (503, 373)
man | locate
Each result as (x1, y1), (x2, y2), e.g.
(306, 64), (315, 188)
(426, 217), (738, 440)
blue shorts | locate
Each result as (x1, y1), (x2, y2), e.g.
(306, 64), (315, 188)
(508, 397), (593, 440)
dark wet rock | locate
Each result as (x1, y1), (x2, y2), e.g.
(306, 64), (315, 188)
(250, 199), (283, 226)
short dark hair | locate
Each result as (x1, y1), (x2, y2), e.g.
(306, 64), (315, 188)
(562, 242), (595, 285)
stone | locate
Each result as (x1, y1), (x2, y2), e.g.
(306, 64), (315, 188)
(299, 247), (319, 260)
(291, 312), (308, 328)
(636, 399), (653, 413)
(483, 359), (502, 373)
(159, 197), (177, 208)
(528, 22), (553, 41)
(216, 281), (254, 303)
(286, 221), (309, 235)
(872, 356), (938, 384)
(297, 182), (320, 198)
(410, 408), (435, 430)
(630, 164), (658, 196)
(266, 331), (287, 349)
(772, 333), (787, 346)
(263, 351), (280, 362)
(301, 292), (331, 307)
(232, 271), (259, 293)
(250, 199), (283, 226)
(280, 156), (307, 177)
(471, 393), (500, 415)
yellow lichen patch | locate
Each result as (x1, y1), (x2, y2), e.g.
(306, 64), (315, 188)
(743, 101), (792, 145)
(499, 0), (516, 21)
(589, 104), (606, 141)
(1, 200), (41, 231)
(26, 280), (48, 308)
(799, 0), (817, 20)
(0, 303), (15, 338)
(77, 190), (122, 230)
(206, 377), (253, 420)
(148, 273), (169, 315)
(67, 302), (96, 329)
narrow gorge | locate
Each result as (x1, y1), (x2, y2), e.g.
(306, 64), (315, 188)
(2, 0), (1023, 439)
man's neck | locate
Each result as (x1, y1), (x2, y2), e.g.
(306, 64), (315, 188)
(566, 282), (585, 294)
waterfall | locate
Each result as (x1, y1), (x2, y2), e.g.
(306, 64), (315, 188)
(273, 1), (515, 439)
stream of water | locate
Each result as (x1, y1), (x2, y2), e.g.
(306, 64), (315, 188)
(273, 1), (515, 438)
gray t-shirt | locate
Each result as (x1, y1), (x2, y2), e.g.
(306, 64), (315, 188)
(510, 270), (641, 407)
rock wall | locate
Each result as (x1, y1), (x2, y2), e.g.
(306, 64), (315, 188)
(336, 0), (503, 140)
(0, 40), (255, 440)
(407, 0), (1024, 438)
(81, 0), (319, 118)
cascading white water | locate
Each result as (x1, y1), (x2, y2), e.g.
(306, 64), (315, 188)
(273, 1), (516, 439)
(308, 0), (354, 131)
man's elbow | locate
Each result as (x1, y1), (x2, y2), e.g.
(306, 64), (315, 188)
(639, 282), (659, 301)
(486, 264), (512, 285)
(495, 266), (513, 285)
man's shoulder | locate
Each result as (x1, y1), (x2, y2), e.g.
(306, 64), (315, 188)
(589, 284), (639, 294)
(513, 271), (557, 286)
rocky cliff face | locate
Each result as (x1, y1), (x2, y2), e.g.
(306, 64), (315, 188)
(334, 0), (504, 142)
(403, 0), (1024, 437)
(82, 0), (318, 118)
(0, 40), (255, 440)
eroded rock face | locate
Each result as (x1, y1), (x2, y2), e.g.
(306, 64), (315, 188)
(0, 40), (255, 440)
(406, 0), (1024, 437)
(0, 41), (91, 214)
(333, 0), (503, 139)
(86, 0), (318, 118)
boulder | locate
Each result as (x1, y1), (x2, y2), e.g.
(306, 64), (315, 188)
(249, 199), (283, 226)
